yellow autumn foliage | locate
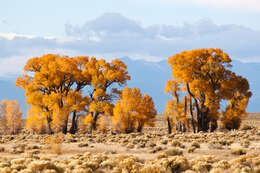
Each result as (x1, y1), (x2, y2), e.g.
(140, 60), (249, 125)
(16, 54), (130, 134)
(0, 100), (23, 134)
(112, 87), (156, 133)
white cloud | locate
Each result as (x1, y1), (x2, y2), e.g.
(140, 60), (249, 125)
(193, 0), (260, 12)
(0, 32), (36, 40)
(0, 56), (27, 78)
(160, 0), (260, 12)
(0, 13), (260, 78)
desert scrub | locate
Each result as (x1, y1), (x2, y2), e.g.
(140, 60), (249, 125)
(147, 142), (156, 148)
(10, 145), (25, 154)
(164, 147), (183, 156)
(218, 139), (233, 146)
(241, 124), (254, 131)
(212, 160), (230, 170)
(26, 145), (41, 150)
(44, 135), (63, 155)
(149, 146), (162, 153)
(78, 143), (88, 147)
(126, 143), (135, 149)
(190, 156), (217, 172)
(187, 147), (196, 153)
(191, 142), (200, 148)
(136, 143), (146, 148)
(140, 156), (189, 173)
(240, 140), (250, 148)
(231, 148), (247, 155)
(163, 156), (189, 173)
(229, 154), (258, 172)
(170, 140), (185, 148)
(28, 160), (62, 172)
(160, 139), (168, 145)
(170, 140), (181, 147)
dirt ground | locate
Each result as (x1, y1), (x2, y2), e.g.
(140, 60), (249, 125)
(0, 113), (260, 172)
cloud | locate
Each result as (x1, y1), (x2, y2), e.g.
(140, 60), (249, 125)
(0, 13), (260, 78)
(65, 14), (260, 59)
(159, 0), (260, 12)
(193, 0), (260, 12)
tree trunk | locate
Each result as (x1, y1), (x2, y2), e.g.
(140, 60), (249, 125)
(190, 97), (196, 133)
(186, 83), (202, 132)
(137, 122), (143, 132)
(201, 108), (210, 132)
(46, 116), (54, 134)
(167, 117), (172, 134)
(210, 119), (218, 132)
(90, 113), (99, 132)
(69, 111), (78, 134)
(62, 118), (68, 134)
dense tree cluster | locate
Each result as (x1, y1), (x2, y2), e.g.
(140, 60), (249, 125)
(16, 54), (131, 134)
(0, 48), (251, 135)
(165, 48), (252, 133)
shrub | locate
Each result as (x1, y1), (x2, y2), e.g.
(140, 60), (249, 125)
(170, 140), (181, 147)
(241, 124), (254, 131)
(165, 148), (183, 156)
(231, 148), (246, 155)
(187, 147), (196, 153)
(44, 135), (63, 155)
(191, 142), (200, 148)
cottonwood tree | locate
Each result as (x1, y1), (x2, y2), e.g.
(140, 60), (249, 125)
(16, 54), (130, 134)
(0, 100), (23, 134)
(16, 54), (88, 134)
(164, 80), (190, 133)
(165, 48), (252, 133)
(85, 58), (130, 132)
(112, 87), (157, 133)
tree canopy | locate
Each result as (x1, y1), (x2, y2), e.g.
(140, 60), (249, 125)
(0, 99), (23, 134)
(112, 87), (157, 133)
(16, 54), (130, 134)
(165, 48), (252, 133)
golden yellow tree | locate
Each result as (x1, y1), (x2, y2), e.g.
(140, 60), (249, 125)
(166, 48), (252, 132)
(84, 58), (130, 132)
(0, 100), (23, 134)
(16, 54), (88, 134)
(221, 74), (252, 129)
(26, 111), (47, 134)
(16, 54), (130, 134)
(164, 80), (189, 133)
(112, 87), (157, 133)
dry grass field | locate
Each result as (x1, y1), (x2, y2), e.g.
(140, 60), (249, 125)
(0, 113), (260, 173)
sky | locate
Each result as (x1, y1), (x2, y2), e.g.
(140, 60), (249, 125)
(0, 0), (260, 78)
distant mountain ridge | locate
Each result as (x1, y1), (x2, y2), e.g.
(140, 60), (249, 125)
(0, 57), (259, 116)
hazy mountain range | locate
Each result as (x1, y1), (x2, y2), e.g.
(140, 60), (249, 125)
(0, 57), (259, 116)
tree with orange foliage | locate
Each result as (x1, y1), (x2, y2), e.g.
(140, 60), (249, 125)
(166, 48), (252, 132)
(16, 54), (130, 134)
(164, 80), (189, 133)
(0, 100), (23, 134)
(84, 58), (130, 132)
(112, 87), (157, 133)
(16, 54), (89, 134)
(221, 75), (252, 130)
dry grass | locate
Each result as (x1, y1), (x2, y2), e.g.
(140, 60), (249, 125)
(0, 113), (259, 172)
